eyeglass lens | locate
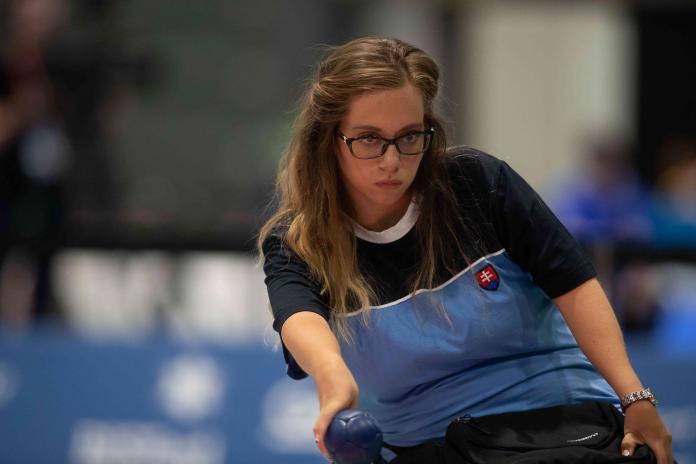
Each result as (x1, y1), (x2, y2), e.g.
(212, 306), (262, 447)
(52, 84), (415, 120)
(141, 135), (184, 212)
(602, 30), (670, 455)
(351, 132), (431, 158)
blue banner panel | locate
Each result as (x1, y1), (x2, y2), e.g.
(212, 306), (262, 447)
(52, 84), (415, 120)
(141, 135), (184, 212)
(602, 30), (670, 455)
(0, 330), (325, 464)
(0, 331), (694, 463)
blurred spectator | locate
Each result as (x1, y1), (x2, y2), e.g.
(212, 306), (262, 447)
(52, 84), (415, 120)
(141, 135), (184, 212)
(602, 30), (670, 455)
(548, 133), (653, 244)
(0, 0), (71, 324)
(0, 0), (153, 324)
(613, 262), (661, 332)
(650, 136), (696, 247)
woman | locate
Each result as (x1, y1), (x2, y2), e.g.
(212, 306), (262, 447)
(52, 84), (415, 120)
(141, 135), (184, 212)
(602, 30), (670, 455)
(258, 37), (673, 463)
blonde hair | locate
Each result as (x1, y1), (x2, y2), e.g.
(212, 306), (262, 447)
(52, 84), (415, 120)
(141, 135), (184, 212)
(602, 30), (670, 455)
(258, 37), (471, 341)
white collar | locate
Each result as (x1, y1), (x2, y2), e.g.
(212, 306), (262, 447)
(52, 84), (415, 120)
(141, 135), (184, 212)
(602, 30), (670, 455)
(351, 199), (419, 244)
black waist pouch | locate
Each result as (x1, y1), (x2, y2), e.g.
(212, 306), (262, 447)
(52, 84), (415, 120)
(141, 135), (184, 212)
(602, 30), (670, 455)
(389, 402), (658, 464)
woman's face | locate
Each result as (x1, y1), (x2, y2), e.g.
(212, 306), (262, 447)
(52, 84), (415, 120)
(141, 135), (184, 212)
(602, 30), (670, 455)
(336, 82), (425, 230)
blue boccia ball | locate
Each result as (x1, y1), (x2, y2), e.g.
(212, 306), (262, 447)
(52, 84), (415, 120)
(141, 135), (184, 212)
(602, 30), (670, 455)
(325, 410), (383, 464)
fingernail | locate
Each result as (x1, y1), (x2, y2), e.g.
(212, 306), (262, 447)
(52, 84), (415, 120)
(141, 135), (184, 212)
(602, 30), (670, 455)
(622, 450), (631, 456)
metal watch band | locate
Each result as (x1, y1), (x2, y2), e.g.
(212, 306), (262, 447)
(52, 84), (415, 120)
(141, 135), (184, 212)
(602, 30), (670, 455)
(620, 387), (657, 411)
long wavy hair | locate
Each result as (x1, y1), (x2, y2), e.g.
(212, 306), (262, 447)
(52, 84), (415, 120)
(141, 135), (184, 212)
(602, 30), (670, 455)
(258, 37), (471, 341)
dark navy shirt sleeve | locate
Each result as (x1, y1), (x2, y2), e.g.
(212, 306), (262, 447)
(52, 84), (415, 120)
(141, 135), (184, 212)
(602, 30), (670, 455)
(451, 148), (597, 299)
(262, 231), (331, 379)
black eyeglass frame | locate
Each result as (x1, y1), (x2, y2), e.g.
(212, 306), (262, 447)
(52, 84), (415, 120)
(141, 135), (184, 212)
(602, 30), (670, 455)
(336, 127), (435, 159)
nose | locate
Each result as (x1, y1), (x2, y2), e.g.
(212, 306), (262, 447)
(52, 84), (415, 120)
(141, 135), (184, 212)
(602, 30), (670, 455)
(378, 144), (400, 172)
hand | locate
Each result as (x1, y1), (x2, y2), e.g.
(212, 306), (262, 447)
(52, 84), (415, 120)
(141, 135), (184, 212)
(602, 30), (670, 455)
(312, 361), (360, 460)
(621, 401), (673, 464)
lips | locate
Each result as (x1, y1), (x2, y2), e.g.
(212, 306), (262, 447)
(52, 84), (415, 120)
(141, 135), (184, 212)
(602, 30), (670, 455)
(376, 179), (403, 188)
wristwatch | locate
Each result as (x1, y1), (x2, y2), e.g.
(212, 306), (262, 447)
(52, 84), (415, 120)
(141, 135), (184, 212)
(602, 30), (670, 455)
(620, 387), (658, 411)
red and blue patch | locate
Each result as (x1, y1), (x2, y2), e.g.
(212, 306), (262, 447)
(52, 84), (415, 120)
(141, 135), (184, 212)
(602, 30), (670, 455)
(475, 264), (500, 291)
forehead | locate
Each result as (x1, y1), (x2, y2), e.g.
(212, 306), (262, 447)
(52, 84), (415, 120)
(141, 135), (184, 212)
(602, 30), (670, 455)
(342, 83), (424, 132)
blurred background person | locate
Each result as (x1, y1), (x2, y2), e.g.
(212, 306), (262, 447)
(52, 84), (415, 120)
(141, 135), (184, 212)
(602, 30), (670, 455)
(0, 0), (72, 324)
(0, 0), (154, 325)
(548, 133), (653, 245)
(650, 136), (696, 247)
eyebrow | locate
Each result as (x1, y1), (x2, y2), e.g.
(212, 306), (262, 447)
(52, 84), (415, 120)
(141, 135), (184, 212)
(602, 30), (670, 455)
(350, 122), (424, 134)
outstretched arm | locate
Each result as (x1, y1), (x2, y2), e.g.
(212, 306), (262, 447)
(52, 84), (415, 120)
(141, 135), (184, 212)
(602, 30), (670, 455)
(554, 278), (673, 464)
(281, 311), (359, 460)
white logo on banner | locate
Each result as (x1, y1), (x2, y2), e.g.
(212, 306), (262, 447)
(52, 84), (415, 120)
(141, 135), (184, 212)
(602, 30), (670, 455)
(259, 378), (319, 453)
(156, 355), (225, 422)
(0, 362), (19, 407)
(70, 420), (225, 464)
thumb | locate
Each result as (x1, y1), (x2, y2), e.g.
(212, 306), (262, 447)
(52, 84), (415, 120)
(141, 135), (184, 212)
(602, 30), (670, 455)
(621, 432), (641, 457)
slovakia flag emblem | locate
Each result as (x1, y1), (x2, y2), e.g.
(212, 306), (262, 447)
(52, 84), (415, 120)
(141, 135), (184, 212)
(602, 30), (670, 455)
(475, 264), (500, 291)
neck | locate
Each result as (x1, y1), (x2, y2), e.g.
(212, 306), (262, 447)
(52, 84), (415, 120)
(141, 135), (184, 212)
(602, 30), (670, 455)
(353, 192), (412, 232)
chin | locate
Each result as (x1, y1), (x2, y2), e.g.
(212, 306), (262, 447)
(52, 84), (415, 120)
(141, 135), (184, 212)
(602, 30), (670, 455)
(370, 190), (409, 207)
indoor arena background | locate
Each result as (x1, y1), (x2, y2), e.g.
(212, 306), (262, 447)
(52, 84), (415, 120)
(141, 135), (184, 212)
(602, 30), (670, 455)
(1, 1), (695, 463)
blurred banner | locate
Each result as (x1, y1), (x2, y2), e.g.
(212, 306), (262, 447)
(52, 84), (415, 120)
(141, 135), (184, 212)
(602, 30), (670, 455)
(0, 330), (325, 464)
(0, 330), (695, 463)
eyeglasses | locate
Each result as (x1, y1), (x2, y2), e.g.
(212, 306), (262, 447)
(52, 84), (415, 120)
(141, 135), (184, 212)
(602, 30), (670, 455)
(336, 128), (434, 159)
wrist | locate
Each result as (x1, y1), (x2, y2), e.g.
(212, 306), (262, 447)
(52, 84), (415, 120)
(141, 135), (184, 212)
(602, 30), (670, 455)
(314, 364), (359, 408)
(620, 387), (658, 412)
(608, 372), (643, 398)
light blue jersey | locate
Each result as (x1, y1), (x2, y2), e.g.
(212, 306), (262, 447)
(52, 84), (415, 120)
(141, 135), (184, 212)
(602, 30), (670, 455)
(336, 250), (618, 447)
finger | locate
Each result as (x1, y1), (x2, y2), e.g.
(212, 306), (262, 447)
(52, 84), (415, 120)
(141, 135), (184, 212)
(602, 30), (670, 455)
(313, 425), (329, 459)
(652, 446), (669, 464)
(314, 434), (329, 459)
(314, 410), (338, 459)
(621, 432), (641, 457)
(646, 437), (673, 464)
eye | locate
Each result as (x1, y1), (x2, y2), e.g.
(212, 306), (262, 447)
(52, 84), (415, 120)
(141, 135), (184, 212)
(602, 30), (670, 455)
(400, 132), (421, 143)
(357, 134), (381, 145)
